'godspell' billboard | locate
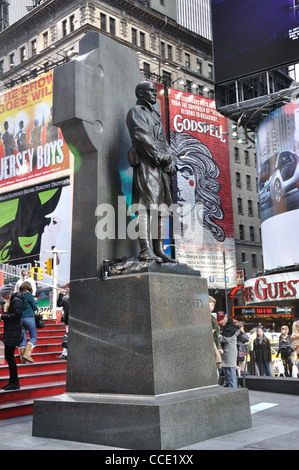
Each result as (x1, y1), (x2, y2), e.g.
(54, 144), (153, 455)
(168, 89), (236, 289)
(257, 99), (299, 270)
(0, 71), (70, 189)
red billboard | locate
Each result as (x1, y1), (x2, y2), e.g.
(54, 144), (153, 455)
(167, 88), (236, 288)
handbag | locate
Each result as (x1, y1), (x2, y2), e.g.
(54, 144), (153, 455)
(35, 311), (45, 329)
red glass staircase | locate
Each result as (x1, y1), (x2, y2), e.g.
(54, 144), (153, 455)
(0, 319), (67, 419)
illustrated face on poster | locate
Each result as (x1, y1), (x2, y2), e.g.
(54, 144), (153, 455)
(170, 130), (225, 244)
(166, 89), (236, 288)
(0, 178), (71, 283)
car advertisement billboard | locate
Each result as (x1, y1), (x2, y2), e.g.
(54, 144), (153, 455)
(0, 71), (70, 190)
(167, 88), (236, 288)
(256, 99), (299, 270)
(211, 0), (299, 84)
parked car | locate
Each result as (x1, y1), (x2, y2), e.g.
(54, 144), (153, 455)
(259, 150), (299, 205)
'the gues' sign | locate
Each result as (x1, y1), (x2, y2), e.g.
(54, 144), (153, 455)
(243, 272), (299, 304)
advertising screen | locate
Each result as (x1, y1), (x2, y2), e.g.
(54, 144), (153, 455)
(256, 99), (299, 270)
(211, 0), (299, 83)
(168, 89), (236, 288)
(0, 71), (70, 189)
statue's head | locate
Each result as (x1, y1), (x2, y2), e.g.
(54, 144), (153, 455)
(135, 81), (157, 104)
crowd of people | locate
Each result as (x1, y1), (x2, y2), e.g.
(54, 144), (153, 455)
(1, 277), (299, 391)
(210, 296), (299, 387)
(0, 269), (69, 391)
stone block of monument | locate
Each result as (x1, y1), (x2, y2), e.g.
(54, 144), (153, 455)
(32, 31), (251, 450)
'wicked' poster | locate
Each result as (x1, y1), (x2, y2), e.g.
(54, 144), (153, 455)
(0, 177), (71, 285)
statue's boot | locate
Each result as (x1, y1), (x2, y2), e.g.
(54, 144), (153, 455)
(153, 217), (178, 263)
(138, 238), (163, 263)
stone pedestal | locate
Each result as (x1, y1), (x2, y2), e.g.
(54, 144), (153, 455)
(32, 31), (251, 450)
(33, 268), (252, 449)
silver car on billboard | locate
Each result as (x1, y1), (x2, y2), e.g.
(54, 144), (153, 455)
(259, 150), (299, 206)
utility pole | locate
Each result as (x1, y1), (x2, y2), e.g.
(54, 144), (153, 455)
(44, 248), (67, 318)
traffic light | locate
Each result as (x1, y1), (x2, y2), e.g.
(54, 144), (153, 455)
(45, 258), (53, 275)
(30, 267), (36, 279)
(30, 266), (44, 280)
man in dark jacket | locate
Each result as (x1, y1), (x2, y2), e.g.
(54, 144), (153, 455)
(0, 283), (24, 390)
(126, 81), (177, 263)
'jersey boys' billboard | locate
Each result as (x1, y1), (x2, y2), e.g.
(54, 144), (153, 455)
(0, 71), (70, 189)
(168, 89), (236, 288)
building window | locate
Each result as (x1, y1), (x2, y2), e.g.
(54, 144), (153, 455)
(246, 174), (251, 190)
(167, 44), (173, 61)
(160, 41), (165, 58)
(0, 59), (4, 76)
(132, 28), (137, 45)
(62, 19), (67, 37)
(31, 39), (37, 56)
(9, 53), (14, 68)
(185, 53), (190, 69)
(143, 62), (150, 79)
(249, 226), (255, 241)
(43, 31), (48, 49)
(239, 224), (244, 240)
(110, 17), (116, 35)
(20, 46), (26, 63)
(70, 15), (75, 33)
(248, 200), (253, 216)
(208, 63), (213, 79)
(197, 84), (203, 95)
(236, 172), (241, 188)
(185, 80), (192, 93)
(234, 147), (240, 162)
(252, 253), (256, 268)
(245, 150), (250, 165)
(160, 0), (165, 5)
(237, 197), (243, 214)
(197, 58), (202, 74)
(241, 252), (246, 263)
(140, 31), (145, 49)
(162, 70), (172, 87)
(100, 13), (107, 31)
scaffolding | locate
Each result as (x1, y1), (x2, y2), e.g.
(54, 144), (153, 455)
(0, 0), (9, 32)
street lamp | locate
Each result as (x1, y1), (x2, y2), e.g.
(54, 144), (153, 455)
(223, 251), (248, 314)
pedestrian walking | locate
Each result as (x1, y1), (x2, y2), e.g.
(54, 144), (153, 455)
(219, 316), (240, 388)
(237, 322), (250, 373)
(209, 296), (223, 377)
(18, 281), (38, 364)
(14, 269), (36, 296)
(253, 327), (272, 376)
(291, 320), (299, 378)
(57, 283), (69, 359)
(277, 325), (293, 377)
(0, 284), (24, 390)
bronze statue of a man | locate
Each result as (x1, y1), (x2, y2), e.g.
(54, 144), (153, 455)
(126, 81), (177, 263)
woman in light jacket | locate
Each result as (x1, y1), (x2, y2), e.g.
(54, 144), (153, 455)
(219, 316), (240, 388)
